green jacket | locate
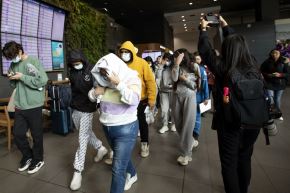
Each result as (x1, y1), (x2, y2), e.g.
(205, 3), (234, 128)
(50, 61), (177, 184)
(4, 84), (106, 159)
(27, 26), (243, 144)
(9, 56), (48, 110)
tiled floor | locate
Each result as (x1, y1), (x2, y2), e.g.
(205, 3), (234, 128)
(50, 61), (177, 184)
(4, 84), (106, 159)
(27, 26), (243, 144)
(0, 88), (290, 193)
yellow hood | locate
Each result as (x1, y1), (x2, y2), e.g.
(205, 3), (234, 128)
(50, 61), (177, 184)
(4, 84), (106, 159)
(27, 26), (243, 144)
(119, 41), (138, 63)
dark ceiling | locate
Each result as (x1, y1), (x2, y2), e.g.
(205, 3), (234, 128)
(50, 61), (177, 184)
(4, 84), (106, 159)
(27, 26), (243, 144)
(84, 0), (258, 26)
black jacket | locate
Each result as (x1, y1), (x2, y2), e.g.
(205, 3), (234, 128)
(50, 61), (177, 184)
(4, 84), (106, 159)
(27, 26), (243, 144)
(198, 26), (236, 130)
(260, 57), (288, 90)
(68, 50), (96, 113)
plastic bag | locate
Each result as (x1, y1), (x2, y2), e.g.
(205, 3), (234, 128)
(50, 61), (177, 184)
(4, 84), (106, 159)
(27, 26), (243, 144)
(144, 106), (155, 124)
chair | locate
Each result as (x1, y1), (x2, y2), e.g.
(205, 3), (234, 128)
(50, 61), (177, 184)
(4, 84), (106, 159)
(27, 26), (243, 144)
(0, 105), (14, 151)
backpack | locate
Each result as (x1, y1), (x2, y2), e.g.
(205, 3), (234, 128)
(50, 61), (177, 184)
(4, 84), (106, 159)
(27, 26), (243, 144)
(223, 70), (269, 130)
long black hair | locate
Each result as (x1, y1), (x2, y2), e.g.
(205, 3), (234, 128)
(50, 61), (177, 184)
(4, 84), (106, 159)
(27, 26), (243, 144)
(173, 48), (192, 71)
(221, 34), (257, 76)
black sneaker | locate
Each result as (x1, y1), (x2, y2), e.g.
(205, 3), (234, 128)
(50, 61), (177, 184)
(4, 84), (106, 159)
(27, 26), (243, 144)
(18, 158), (32, 172)
(27, 160), (44, 174)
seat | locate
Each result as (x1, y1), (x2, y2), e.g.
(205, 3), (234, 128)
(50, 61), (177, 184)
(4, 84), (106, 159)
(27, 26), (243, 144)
(0, 105), (14, 151)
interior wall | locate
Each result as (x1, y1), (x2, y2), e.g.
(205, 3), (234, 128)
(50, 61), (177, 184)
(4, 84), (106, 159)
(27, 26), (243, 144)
(174, 32), (197, 53)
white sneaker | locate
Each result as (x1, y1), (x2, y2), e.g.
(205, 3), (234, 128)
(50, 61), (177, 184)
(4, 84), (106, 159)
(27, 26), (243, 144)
(124, 173), (138, 190)
(171, 124), (176, 132)
(141, 142), (149, 158)
(94, 146), (108, 162)
(70, 171), (82, 191)
(104, 150), (113, 165)
(177, 156), (192, 166)
(278, 116), (283, 121)
(191, 138), (199, 149)
(159, 125), (169, 134)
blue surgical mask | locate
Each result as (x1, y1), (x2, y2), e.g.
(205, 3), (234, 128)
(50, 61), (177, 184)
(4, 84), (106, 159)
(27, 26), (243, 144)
(12, 55), (21, 63)
(74, 63), (83, 70)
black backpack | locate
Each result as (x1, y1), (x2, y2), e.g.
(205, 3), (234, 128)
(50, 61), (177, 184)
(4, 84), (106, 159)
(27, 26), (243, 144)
(223, 70), (269, 129)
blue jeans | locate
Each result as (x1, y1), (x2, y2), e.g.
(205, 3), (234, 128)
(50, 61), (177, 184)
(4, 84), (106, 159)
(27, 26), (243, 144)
(102, 120), (138, 193)
(267, 89), (284, 111)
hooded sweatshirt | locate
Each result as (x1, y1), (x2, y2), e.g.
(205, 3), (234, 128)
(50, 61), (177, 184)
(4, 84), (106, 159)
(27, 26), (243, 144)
(89, 53), (141, 126)
(68, 50), (96, 112)
(119, 41), (156, 107)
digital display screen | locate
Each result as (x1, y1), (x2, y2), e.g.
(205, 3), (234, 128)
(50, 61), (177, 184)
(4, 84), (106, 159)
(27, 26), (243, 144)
(1, 0), (66, 74)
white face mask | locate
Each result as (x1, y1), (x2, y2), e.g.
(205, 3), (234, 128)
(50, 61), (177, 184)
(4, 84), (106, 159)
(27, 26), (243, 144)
(165, 61), (171, 66)
(121, 53), (131, 62)
(12, 55), (21, 63)
(74, 63), (83, 70)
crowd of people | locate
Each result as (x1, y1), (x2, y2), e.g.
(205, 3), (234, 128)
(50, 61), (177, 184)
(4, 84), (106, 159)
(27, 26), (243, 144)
(1, 15), (289, 193)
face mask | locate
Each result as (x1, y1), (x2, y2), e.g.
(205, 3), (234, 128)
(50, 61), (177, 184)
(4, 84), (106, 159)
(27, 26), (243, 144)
(121, 53), (131, 62)
(74, 63), (83, 70)
(165, 61), (171, 66)
(12, 55), (21, 63)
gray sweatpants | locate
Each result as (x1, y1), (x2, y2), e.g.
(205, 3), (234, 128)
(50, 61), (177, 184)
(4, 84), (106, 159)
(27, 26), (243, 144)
(72, 110), (102, 172)
(160, 92), (174, 126)
(173, 92), (196, 157)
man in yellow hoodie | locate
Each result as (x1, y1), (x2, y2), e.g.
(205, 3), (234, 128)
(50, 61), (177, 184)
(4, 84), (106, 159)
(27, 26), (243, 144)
(119, 41), (156, 158)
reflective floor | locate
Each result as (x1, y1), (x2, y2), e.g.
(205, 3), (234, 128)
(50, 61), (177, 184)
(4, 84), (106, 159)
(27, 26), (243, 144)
(0, 88), (289, 193)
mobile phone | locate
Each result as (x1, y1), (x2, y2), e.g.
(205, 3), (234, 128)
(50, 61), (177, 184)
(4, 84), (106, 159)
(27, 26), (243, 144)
(7, 69), (15, 76)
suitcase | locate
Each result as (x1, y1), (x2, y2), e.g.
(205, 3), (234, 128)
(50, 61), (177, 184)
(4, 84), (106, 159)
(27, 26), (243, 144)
(51, 86), (69, 135)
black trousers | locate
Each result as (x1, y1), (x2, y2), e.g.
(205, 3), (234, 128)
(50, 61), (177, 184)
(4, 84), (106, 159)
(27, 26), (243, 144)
(13, 106), (43, 161)
(217, 127), (260, 193)
(137, 100), (149, 143)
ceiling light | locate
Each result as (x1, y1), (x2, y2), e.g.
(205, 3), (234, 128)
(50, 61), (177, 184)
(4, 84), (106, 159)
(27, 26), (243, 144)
(184, 24), (187, 26)
(185, 29), (188, 31)
(184, 26), (187, 29)
(189, 2), (193, 5)
(181, 16), (185, 18)
(201, 13), (204, 16)
(182, 19), (186, 22)
(213, 0), (217, 1)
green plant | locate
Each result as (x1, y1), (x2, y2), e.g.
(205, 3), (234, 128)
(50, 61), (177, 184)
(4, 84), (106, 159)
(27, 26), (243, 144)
(43, 0), (107, 63)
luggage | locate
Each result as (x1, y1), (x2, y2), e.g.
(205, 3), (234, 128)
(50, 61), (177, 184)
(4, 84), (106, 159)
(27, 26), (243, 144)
(50, 85), (69, 135)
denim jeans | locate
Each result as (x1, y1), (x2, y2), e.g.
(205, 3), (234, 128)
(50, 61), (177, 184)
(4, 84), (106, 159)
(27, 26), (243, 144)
(103, 120), (138, 193)
(267, 89), (284, 111)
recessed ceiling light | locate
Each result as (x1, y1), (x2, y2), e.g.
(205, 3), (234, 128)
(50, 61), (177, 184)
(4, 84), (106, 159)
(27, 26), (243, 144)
(184, 26), (187, 28)
(184, 24), (187, 26)
(181, 16), (185, 18)
(189, 2), (193, 5)
(185, 29), (188, 31)
(213, 0), (217, 1)
(201, 13), (205, 15)
(182, 19), (186, 22)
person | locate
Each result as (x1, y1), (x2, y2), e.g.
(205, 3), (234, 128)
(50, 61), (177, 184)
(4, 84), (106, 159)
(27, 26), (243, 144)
(156, 52), (176, 133)
(144, 56), (155, 73)
(192, 52), (209, 148)
(118, 41), (156, 158)
(88, 53), (141, 193)
(198, 16), (262, 193)
(2, 41), (48, 174)
(172, 48), (199, 166)
(260, 49), (289, 121)
(68, 49), (108, 190)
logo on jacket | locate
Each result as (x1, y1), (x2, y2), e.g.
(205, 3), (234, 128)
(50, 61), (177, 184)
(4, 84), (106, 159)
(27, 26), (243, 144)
(84, 74), (91, 81)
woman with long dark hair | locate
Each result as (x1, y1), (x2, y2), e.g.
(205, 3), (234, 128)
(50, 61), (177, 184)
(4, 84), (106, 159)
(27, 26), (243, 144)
(172, 48), (200, 166)
(198, 16), (261, 193)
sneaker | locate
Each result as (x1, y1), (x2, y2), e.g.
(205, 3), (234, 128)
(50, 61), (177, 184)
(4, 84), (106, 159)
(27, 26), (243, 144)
(70, 171), (82, 191)
(124, 173), (138, 190)
(27, 160), (44, 174)
(278, 116), (283, 121)
(140, 142), (149, 158)
(18, 158), (32, 172)
(94, 146), (108, 162)
(171, 124), (176, 132)
(104, 150), (114, 165)
(177, 156), (192, 166)
(191, 138), (199, 149)
(159, 125), (169, 134)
